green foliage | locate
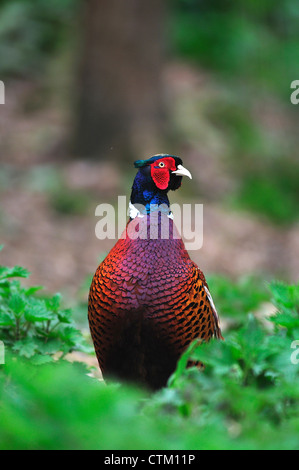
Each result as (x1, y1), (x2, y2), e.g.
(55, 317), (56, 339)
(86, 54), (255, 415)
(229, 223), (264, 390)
(232, 156), (299, 225)
(50, 187), (93, 216)
(0, 248), (89, 363)
(206, 274), (269, 326)
(0, 259), (299, 449)
(205, 90), (299, 225)
(170, 1), (299, 225)
(22, 165), (93, 216)
(0, 359), (150, 450)
(170, 0), (299, 98)
(147, 280), (299, 449)
(0, 0), (78, 77)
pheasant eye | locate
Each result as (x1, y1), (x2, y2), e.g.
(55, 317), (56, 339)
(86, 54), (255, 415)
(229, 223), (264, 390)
(158, 162), (165, 168)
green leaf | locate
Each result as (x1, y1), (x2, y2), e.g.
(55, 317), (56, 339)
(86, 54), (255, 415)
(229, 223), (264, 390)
(270, 281), (299, 310)
(59, 326), (82, 347)
(37, 339), (62, 355)
(270, 313), (299, 330)
(45, 293), (61, 312)
(0, 266), (30, 280)
(8, 293), (26, 316)
(30, 354), (55, 365)
(168, 339), (201, 387)
(12, 339), (37, 358)
(24, 299), (54, 322)
(0, 309), (14, 326)
(24, 286), (44, 296)
(57, 308), (72, 323)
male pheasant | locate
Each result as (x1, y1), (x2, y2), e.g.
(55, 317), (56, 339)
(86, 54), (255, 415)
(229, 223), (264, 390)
(88, 154), (222, 389)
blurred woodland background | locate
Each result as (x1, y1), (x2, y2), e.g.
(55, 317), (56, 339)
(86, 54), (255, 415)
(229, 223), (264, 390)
(0, 0), (298, 309)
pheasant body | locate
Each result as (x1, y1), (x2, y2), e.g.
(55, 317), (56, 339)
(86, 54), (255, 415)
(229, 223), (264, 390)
(88, 155), (222, 389)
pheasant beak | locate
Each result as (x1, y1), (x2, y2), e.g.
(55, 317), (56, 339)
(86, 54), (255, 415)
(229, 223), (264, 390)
(172, 164), (192, 180)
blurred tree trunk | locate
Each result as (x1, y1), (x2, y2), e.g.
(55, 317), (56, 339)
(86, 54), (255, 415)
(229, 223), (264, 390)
(73, 0), (166, 161)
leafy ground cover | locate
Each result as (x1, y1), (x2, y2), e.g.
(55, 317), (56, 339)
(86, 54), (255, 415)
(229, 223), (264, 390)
(0, 246), (90, 364)
(0, 253), (298, 450)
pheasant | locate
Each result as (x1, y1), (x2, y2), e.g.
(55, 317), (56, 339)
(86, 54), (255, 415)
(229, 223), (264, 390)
(88, 154), (222, 389)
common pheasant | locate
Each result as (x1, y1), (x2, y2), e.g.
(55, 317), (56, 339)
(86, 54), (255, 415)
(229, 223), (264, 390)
(88, 154), (222, 389)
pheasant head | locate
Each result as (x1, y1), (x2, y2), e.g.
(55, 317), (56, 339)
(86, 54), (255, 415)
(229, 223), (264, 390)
(130, 154), (192, 216)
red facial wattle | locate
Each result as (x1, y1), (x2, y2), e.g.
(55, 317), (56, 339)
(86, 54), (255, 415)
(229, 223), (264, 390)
(150, 157), (177, 190)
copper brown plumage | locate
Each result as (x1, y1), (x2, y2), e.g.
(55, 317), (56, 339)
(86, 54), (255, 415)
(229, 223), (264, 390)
(88, 155), (223, 389)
